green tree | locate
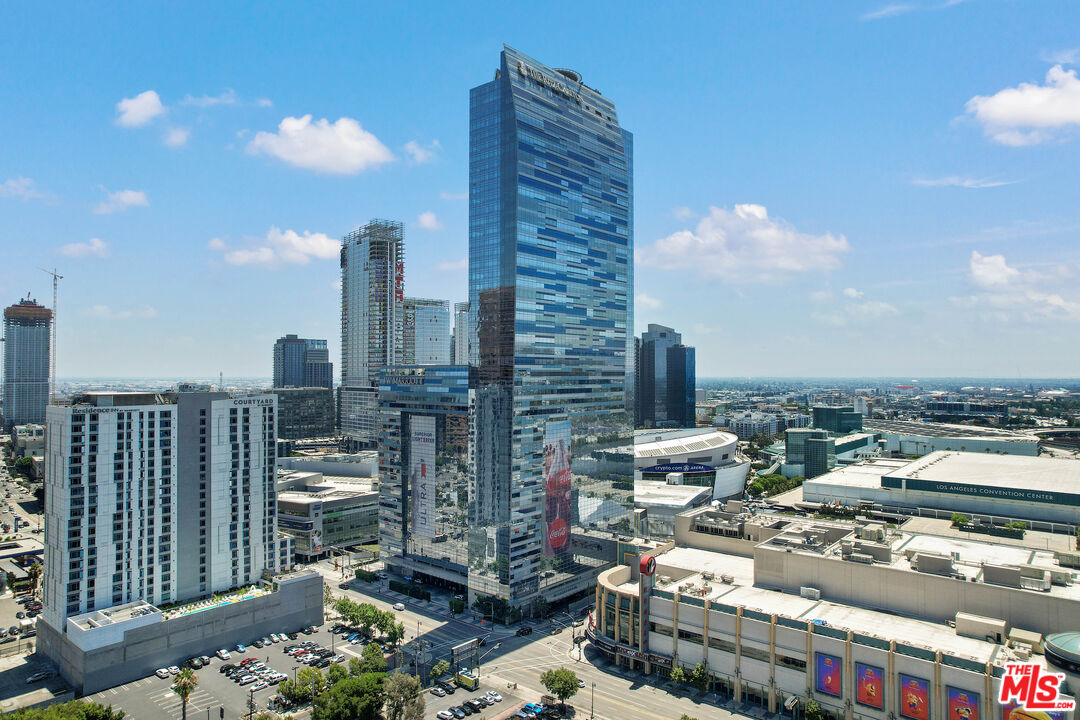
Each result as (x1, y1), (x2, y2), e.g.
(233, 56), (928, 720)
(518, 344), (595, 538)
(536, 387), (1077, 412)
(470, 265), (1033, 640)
(679, 715), (699, 720)
(27, 562), (43, 596)
(327, 662), (348, 685)
(298, 667), (326, 699)
(171, 667), (198, 720)
(805, 699), (825, 720)
(383, 672), (425, 720)
(688, 663), (709, 692)
(385, 621), (405, 648)
(324, 583), (336, 616)
(350, 643), (387, 675)
(313, 674), (386, 720)
(277, 678), (308, 704)
(539, 667), (579, 709)
(429, 660), (450, 680)
(951, 513), (970, 527)
(4, 699), (126, 719)
(669, 666), (686, 683)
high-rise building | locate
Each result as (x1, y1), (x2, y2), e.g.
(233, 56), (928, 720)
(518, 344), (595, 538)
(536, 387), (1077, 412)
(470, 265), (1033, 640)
(339, 219), (404, 447)
(812, 405), (863, 434)
(665, 344), (696, 428)
(635, 324), (695, 428)
(42, 390), (281, 629)
(452, 301), (470, 365)
(403, 298), (451, 365)
(272, 386), (334, 440)
(272, 334), (332, 390)
(468, 46), (634, 610)
(3, 298), (52, 431)
(377, 365), (470, 591)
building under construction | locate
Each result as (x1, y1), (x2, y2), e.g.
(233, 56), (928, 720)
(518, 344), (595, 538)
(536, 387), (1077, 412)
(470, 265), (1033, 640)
(3, 298), (52, 431)
(339, 219), (404, 447)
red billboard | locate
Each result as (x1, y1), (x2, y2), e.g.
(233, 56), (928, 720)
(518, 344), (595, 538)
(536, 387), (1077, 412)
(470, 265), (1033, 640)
(900, 675), (931, 720)
(543, 420), (572, 557)
(856, 663), (885, 710)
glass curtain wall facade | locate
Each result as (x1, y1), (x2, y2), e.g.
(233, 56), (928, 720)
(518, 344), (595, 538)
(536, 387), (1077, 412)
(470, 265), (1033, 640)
(3, 299), (52, 430)
(339, 219), (404, 446)
(468, 46), (634, 611)
(635, 324), (682, 428)
(404, 298), (451, 365)
(378, 366), (470, 591)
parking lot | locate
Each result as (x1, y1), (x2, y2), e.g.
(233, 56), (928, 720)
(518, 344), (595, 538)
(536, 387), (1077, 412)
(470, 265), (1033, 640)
(83, 619), (525, 720)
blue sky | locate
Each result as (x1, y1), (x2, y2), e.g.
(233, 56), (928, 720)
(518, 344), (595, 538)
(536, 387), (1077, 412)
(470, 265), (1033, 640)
(3, 1), (1080, 378)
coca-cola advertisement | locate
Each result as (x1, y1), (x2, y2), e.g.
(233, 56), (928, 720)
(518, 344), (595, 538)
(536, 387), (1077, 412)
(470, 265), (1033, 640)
(543, 419), (572, 557)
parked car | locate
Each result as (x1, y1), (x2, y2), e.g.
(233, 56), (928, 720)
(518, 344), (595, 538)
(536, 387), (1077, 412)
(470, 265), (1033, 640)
(235, 644), (247, 653)
(25, 671), (51, 684)
(155, 668), (170, 679)
(516, 627), (533, 636)
(168, 666), (180, 675)
(238, 675), (257, 685)
(431, 687), (446, 697)
(486, 692), (502, 702)
(199, 655), (211, 665)
(217, 649), (231, 660)
(437, 711), (454, 720)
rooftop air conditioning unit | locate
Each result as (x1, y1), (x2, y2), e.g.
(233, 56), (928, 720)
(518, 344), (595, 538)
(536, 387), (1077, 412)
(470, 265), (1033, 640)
(800, 586), (821, 601)
(721, 574), (734, 584)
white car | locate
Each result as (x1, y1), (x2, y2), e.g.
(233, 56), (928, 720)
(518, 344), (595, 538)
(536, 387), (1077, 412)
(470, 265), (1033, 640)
(487, 692), (502, 702)
(393, 602), (405, 611)
(238, 675), (257, 685)
(252, 681), (269, 691)
(438, 712), (454, 720)
(217, 649), (231, 661)
(155, 668), (170, 679)
(168, 666), (180, 675)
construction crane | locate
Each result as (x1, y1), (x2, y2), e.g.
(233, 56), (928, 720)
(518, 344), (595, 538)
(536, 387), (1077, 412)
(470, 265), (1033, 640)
(37, 267), (63, 401)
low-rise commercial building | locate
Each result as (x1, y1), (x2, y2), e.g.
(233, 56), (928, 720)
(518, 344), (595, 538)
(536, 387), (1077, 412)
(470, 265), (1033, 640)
(633, 482), (712, 539)
(592, 507), (1079, 719)
(862, 419), (1039, 457)
(12, 423), (44, 457)
(802, 451), (1080, 528)
(276, 470), (379, 561)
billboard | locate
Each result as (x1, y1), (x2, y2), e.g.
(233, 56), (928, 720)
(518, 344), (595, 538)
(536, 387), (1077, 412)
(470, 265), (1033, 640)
(900, 675), (931, 720)
(310, 501), (323, 553)
(411, 415), (436, 539)
(815, 653), (842, 697)
(543, 419), (572, 557)
(949, 688), (979, 720)
(856, 663), (885, 710)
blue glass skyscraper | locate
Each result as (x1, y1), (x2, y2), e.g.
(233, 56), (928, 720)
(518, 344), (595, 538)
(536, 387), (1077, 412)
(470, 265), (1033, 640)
(468, 46), (634, 612)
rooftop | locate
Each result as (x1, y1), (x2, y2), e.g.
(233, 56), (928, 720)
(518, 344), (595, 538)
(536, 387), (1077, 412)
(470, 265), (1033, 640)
(886, 450), (1080, 495)
(632, 428), (738, 459)
(863, 418), (1039, 442)
(634, 481), (712, 508)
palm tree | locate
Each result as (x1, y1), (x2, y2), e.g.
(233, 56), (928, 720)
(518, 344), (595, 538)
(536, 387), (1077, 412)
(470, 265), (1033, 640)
(172, 667), (198, 720)
(27, 562), (42, 597)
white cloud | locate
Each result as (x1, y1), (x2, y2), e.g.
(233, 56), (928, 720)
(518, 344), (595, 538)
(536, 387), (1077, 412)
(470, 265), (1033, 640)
(970, 251), (1020, 288)
(440, 191), (467, 201)
(93, 189), (149, 215)
(671, 206), (697, 221)
(954, 251), (1080, 321)
(115, 90), (165, 127)
(404, 139), (441, 165)
(417, 211), (443, 231)
(1041, 48), (1080, 65)
(256, 98), (273, 108)
(912, 176), (1017, 189)
(636, 204), (849, 283)
(164, 127), (190, 147)
(635, 293), (663, 310)
(861, 4), (914, 20)
(180, 89), (238, 107)
(59, 238), (108, 258)
(435, 257), (467, 272)
(84, 304), (157, 320)
(812, 300), (898, 326)
(0, 177), (48, 201)
(247, 115), (394, 174)
(842, 287), (864, 299)
(211, 226), (339, 267)
(965, 65), (1080, 145)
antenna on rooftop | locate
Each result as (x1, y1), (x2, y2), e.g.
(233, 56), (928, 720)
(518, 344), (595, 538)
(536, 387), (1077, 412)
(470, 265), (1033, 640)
(37, 267), (63, 401)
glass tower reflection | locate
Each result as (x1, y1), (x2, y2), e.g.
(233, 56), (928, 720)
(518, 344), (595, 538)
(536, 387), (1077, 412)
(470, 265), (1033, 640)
(468, 46), (634, 612)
